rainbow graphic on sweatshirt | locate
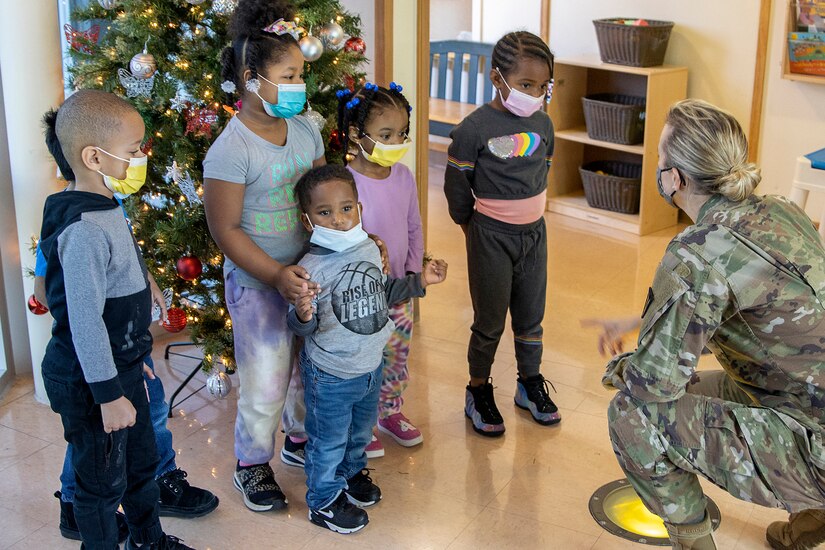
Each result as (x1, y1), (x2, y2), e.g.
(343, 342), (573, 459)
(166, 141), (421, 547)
(487, 132), (542, 159)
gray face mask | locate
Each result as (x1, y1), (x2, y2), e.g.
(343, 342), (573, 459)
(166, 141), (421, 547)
(656, 166), (678, 207)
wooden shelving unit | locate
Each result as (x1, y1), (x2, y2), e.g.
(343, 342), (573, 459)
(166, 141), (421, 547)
(546, 55), (688, 235)
(783, 1), (825, 84)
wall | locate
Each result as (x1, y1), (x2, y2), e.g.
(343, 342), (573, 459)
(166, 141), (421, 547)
(758, 0), (825, 218)
(547, 0), (825, 215)
(549, 0), (759, 137)
(430, 0), (473, 41)
(475, 0), (542, 43)
(0, 2), (65, 401)
(393, 1), (419, 176)
(342, 0), (376, 83)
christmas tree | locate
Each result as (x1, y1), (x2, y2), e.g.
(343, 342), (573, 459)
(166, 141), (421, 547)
(65, 0), (367, 371)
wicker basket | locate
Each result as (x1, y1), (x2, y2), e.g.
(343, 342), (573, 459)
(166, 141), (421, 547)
(593, 18), (674, 67)
(582, 94), (646, 145)
(579, 161), (642, 214)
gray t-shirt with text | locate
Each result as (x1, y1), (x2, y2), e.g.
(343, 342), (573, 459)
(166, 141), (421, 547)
(203, 114), (324, 289)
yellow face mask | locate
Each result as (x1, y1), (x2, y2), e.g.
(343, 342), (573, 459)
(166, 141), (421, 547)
(359, 135), (412, 167)
(95, 147), (148, 198)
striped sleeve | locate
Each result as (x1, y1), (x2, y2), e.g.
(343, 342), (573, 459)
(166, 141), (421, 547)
(444, 117), (480, 225)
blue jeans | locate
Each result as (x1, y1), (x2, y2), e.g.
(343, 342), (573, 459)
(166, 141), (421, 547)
(60, 356), (176, 502)
(300, 350), (381, 510)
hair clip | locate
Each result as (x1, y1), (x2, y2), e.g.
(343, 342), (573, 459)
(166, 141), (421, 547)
(346, 97), (361, 110)
(389, 82), (403, 92)
(336, 89), (351, 99)
(545, 78), (554, 104)
(245, 78), (261, 93)
(262, 18), (301, 40)
(364, 82), (377, 91)
(407, 105), (413, 112)
(221, 80), (237, 94)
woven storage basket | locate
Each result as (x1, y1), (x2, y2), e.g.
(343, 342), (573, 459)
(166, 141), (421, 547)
(582, 94), (646, 145)
(579, 161), (642, 214)
(593, 18), (674, 67)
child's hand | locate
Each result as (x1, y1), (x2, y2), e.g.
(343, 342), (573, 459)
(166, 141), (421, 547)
(276, 265), (321, 303)
(422, 259), (448, 287)
(368, 234), (391, 274)
(580, 317), (641, 357)
(148, 275), (167, 325)
(101, 396), (136, 433)
(295, 282), (317, 322)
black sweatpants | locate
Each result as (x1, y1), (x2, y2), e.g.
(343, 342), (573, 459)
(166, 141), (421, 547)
(44, 366), (162, 549)
(466, 212), (547, 380)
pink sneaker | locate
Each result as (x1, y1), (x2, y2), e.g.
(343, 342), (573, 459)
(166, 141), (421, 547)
(377, 413), (423, 447)
(365, 433), (384, 458)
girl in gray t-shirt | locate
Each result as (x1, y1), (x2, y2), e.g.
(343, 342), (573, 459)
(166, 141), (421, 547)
(202, 1), (325, 514)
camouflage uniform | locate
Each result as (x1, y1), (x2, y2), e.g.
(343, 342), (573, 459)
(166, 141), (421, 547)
(604, 193), (825, 525)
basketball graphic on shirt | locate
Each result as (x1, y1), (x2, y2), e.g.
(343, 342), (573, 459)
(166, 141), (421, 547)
(330, 261), (389, 334)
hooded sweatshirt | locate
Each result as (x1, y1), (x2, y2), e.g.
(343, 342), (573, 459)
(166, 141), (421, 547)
(39, 190), (152, 404)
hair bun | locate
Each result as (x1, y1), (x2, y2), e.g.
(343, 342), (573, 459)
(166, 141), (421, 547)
(717, 162), (761, 201)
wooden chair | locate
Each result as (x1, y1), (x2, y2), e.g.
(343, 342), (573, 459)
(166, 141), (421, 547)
(429, 40), (495, 138)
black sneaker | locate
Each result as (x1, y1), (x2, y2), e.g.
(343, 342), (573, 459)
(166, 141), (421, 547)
(465, 380), (505, 437)
(125, 534), (195, 549)
(308, 491), (369, 534)
(54, 490), (129, 542)
(515, 374), (561, 425)
(232, 463), (287, 512)
(345, 469), (381, 507)
(157, 468), (219, 518)
(280, 437), (306, 468)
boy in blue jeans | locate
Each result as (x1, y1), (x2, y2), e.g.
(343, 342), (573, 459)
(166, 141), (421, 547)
(39, 107), (218, 543)
(288, 165), (447, 533)
(39, 89), (195, 549)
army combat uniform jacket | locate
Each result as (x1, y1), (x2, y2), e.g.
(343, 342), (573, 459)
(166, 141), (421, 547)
(604, 193), (825, 523)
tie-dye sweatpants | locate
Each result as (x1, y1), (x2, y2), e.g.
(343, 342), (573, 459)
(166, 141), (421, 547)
(225, 271), (305, 465)
(379, 300), (414, 419)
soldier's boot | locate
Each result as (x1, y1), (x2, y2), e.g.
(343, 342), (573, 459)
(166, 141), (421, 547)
(766, 509), (825, 550)
(665, 512), (717, 550)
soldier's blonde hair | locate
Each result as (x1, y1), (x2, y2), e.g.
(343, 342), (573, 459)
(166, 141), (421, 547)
(663, 99), (761, 202)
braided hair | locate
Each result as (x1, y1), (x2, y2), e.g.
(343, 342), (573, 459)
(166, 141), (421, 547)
(220, 0), (300, 97)
(336, 82), (412, 164)
(492, 31), (554, 80)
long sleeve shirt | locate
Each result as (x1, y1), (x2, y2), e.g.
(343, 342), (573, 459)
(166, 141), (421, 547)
(287, 239), (425, 379)
(444, 103), (554, 225)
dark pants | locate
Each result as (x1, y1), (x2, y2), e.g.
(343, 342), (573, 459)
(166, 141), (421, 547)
(44, 367), (162, 549)
(466, 212), (547, 379)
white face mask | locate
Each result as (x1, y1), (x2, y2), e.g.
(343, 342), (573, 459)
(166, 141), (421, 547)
(305, 206), (369, 252)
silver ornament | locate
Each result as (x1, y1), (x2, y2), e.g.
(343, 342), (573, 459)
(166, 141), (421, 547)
(129, 44), (157, 79)
(487, 135), (516, 159)
(304, 107), (326, 132)
(186, 0), (205, 5)
(299, 35), (324, 62)
(118, 69), (155, 98)
(97, 0), (117, 9)
(206, 371), (232, 399)
(319, 22), (345, 48)
(212, 0), (237, 15)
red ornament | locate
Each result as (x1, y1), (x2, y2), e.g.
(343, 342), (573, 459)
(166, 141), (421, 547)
(344, 37), (366, 56)
(27, 294), (49, 315)
(343, 74), (355, 90)
(162, 307), (187, 333)
(184, 107), (218, 138)
(328, 129), (343, 151)
(140, 137), (153, 155)
(64, 23), (100, 54)
(176, 256), (203, 281)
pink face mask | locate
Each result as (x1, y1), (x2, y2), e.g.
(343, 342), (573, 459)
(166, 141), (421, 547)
(496, 68), (544, 117)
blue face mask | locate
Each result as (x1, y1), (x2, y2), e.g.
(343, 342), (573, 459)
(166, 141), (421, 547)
(257, 75), (306, 119)
(304, 206), (368, 252)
